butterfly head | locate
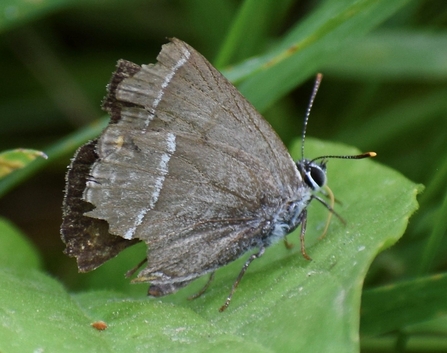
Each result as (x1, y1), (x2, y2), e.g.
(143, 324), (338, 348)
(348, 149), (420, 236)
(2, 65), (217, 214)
(297, 159), (327, 192)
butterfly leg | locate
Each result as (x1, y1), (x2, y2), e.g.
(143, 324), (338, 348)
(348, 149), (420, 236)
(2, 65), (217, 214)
(188, 272), (215, 300)
(219, 246), (266, 312)
(283, 237), (294, 249)
(125, 257), (148, 278)
(318, 185), (335, 240)
(299, 210), (312, 261)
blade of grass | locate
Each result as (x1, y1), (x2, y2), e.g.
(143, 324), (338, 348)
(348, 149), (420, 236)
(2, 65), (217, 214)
(0, 117), (107, 198)
(221, 0), (410, 112)
(418, 190), (447, 275)
(361, 273), (447, 336)
(214, 0), (294, 69)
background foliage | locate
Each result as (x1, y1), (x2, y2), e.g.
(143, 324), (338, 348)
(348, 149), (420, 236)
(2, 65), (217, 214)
(0, 0), (446, 352)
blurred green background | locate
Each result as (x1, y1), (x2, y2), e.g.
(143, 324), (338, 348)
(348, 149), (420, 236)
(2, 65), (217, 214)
(0, 0), (446, 351)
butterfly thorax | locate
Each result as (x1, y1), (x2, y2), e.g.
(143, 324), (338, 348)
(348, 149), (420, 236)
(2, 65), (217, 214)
(262, 157), (328, 247)
(264, 190), (312, 247)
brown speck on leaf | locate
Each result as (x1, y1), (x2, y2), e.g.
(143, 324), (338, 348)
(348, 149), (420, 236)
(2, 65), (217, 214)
(91, 321), (108, 331)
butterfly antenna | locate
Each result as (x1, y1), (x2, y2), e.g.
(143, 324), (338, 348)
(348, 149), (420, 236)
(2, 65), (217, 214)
(301, 73), (323, 160)
(300, 73), (377, 163)
(310, 152), (377, 164)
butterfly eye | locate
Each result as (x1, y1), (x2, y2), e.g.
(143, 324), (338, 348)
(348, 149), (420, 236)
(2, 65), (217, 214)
(300, 162), (327, 191)
(309, 165), (326, 189)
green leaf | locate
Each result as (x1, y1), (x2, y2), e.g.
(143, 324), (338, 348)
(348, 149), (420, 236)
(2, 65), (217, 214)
(0, 149), (47, 179)
(0, 268), (112, 353)
(0, 139), (421, 352)
(0, 117), (108, 198)
(0, 216), (41, 270)
(73, 291), (272, 353)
